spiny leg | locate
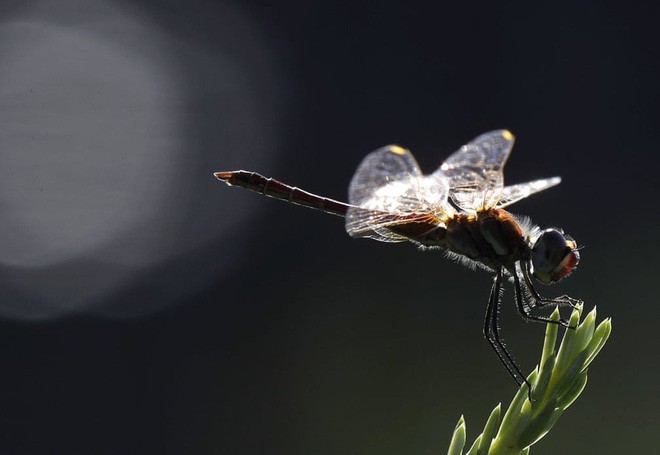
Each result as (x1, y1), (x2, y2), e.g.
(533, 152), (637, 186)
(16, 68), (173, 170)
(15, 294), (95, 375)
(514, 262), (571, 328)
(522, 262), (582, 309)
(484, 268), (531, 392)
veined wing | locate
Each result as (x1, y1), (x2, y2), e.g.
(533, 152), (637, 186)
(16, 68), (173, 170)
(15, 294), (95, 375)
(346, 145), (451, 242)
(348, 145), (422, 206)
(496, 177), (561, 208)
(436, 130), (514, 212)
(346, 208), (445, 242)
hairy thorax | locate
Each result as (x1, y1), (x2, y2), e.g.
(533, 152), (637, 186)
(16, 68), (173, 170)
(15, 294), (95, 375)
(390, 208), (530, 272)
(445, 208), (529, 271)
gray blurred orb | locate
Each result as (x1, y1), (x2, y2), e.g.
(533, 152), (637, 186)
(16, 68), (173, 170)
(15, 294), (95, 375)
(0, 0), (283, 319)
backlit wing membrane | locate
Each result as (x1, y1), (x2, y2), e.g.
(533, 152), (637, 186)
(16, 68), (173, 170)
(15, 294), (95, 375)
(344, 132), (557, 242)
(496, 177), (561, 208)
(348, 145), (422, 206)
(437, 130), (514, 212)
(346, 208), (444, 242)
(346, 145), (451, 242)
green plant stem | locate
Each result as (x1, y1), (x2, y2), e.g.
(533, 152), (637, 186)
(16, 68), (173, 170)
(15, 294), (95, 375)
(446, 304), (611, 455)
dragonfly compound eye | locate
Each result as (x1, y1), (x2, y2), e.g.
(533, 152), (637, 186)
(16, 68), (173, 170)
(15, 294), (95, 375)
(531, 228), (580, 284)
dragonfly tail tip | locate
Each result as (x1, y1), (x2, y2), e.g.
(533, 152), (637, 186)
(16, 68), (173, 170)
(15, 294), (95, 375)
(214, 171), (232, 182)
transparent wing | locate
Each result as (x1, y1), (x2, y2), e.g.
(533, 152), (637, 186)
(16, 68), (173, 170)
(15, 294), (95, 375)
(346, 145), (450, 242)
(436, 130), (514, 212)
(496, 177), (561, 208)
(346, 208), (444, 242)
(348, 145), (422, 206)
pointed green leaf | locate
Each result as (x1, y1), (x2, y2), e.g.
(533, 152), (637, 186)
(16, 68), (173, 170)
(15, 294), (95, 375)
(520, 398), (558, 447)
(582, 318), (612, 368)
(476, 403), (501, 455)
(555, 350), (589, 395)
(553, 306), (582, 375)
(465, 434), (482, 455)
(539, 307), (560, 369)
(556, 370), (588, 410)
(496, 370), (536, 445)
(447, 415), (466, 455)
(532, 353), (555, 403)
(572, 306), (596, 354)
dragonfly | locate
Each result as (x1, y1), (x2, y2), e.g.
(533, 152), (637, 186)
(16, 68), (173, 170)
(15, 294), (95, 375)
(215, 130), (581, 391)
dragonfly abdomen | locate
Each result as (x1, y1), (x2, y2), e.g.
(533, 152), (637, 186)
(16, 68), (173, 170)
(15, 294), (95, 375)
(215, 171), (351, 217)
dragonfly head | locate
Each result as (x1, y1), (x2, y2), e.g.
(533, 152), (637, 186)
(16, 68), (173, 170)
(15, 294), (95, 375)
(530, 228), (580, 284)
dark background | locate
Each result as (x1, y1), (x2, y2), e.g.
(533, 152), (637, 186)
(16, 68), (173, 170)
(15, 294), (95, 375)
(0, 1), (657, 453)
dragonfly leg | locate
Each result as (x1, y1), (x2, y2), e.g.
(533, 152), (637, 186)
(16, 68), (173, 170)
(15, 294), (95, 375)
(484, 268), (531, 394)
(514, 263), (571, 328)
(523, 262), (583, 309)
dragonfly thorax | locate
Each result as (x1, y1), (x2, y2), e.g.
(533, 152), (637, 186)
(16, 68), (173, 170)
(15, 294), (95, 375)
(443, 208), (530, 272)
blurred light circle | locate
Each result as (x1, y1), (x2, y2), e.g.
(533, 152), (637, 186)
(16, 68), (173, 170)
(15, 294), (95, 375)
(0, 0), (283, 319)
(0, 23), (179, 268)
